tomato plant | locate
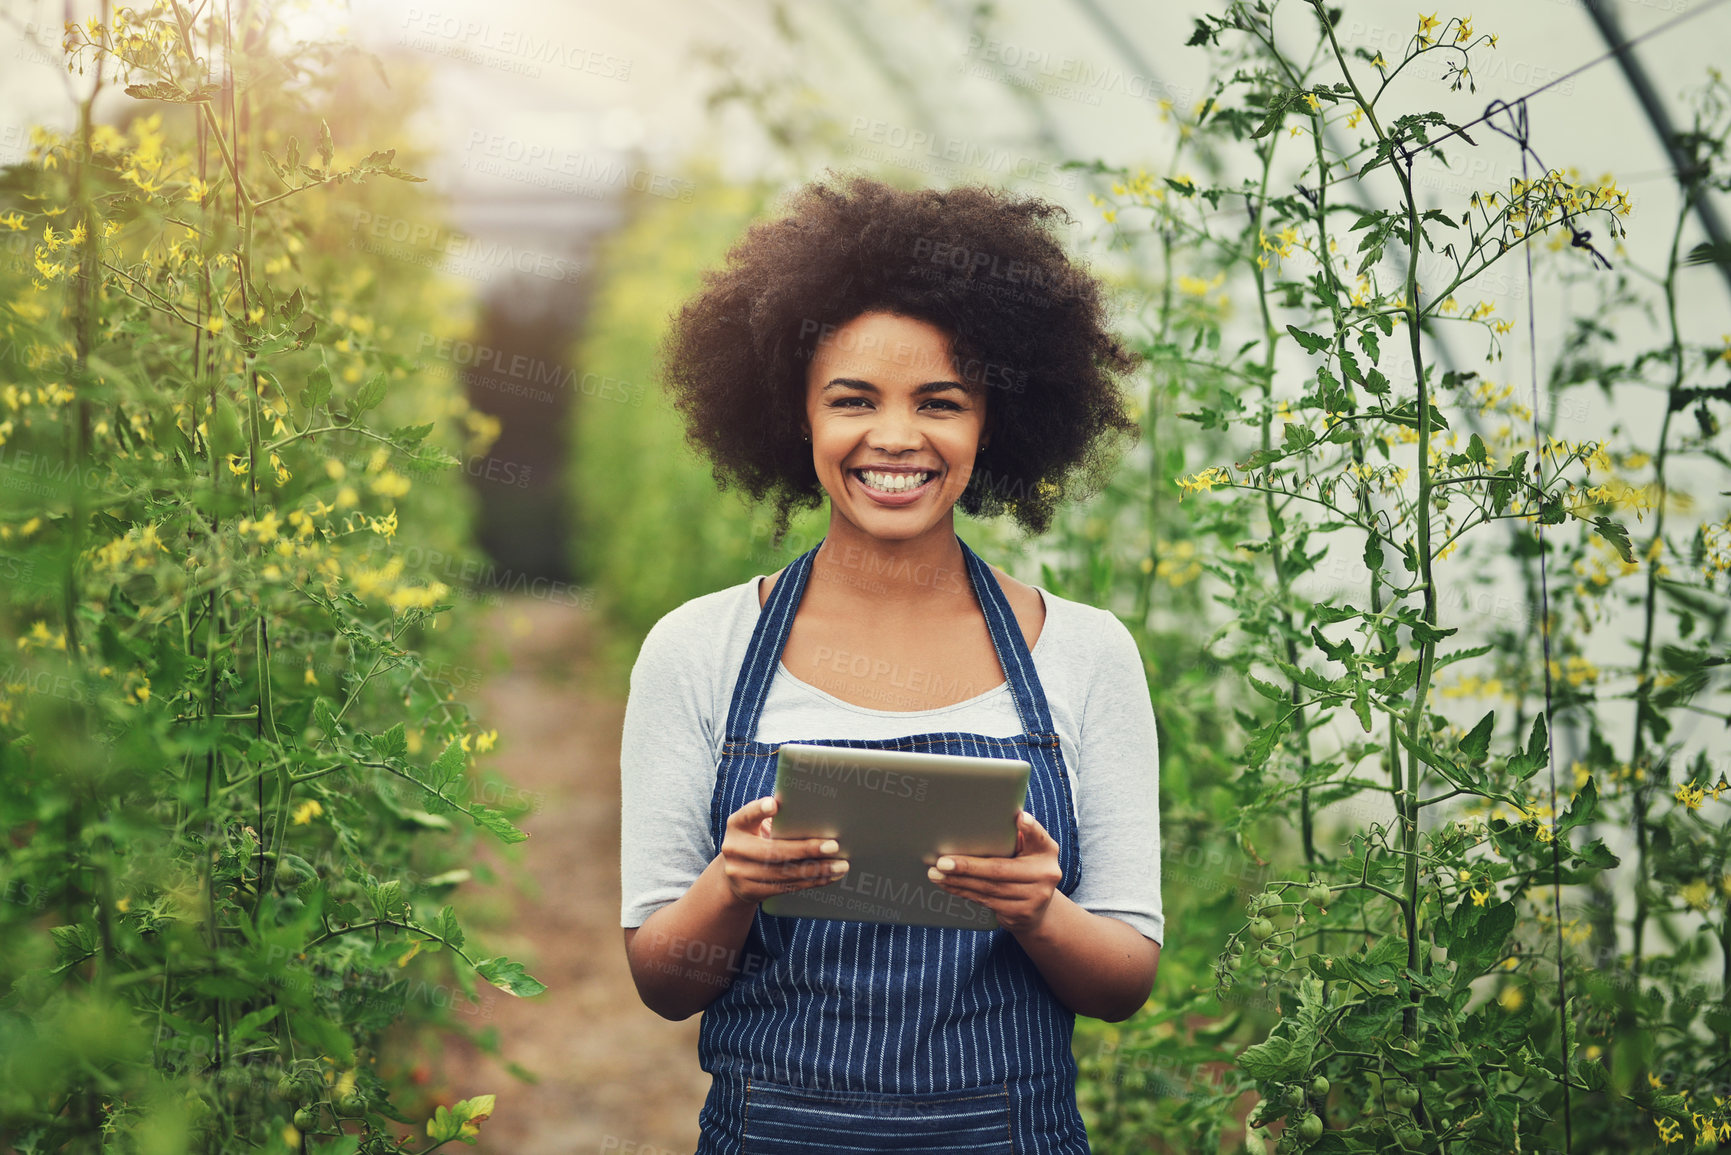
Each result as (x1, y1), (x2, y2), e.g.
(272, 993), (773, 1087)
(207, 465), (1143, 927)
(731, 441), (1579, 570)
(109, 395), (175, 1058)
(0, 5), (540, 1151)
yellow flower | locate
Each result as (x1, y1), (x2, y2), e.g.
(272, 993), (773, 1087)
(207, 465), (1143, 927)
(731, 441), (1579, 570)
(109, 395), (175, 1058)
(1418, 12), (1439, 35)
(1471, 885), (1489, 907)
(1674, 781), (1706, 811)
(1497, 985), (1523, 1012)
(205, 315), (225, 335)
(1680, 879), (1712, 913)
(1455, 17), (1473, 43)
(1176, 466), (1231, 498)
(1302, 93), (1320, 112)
(237, 511), (280, 543)
(368, 470), (411, 498)
(291, 799), (325, 825)
(475, 729), (499, 753)
(0, 212), (24, 230)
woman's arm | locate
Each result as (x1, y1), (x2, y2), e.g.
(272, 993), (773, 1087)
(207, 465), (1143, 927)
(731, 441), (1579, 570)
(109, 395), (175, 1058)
(624, 796), (848, 1021)
(928, 811), (1158, 1021)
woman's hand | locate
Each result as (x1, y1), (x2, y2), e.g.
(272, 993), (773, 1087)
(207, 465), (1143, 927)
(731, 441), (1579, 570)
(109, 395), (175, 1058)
(718, 795), (850, 910)
(926, 809), (1062, 935)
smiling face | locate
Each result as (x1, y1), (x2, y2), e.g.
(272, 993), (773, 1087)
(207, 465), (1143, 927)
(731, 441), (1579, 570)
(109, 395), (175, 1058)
(803, 311), (988, 545)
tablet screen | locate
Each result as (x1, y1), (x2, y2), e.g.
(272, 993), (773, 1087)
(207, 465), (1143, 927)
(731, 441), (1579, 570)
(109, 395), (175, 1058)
(761, 743), (1030, 930)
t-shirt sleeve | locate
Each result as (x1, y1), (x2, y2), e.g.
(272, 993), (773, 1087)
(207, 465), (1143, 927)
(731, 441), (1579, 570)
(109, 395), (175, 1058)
(1069, 611), (1164, 945)
(619, 607), (723, 927)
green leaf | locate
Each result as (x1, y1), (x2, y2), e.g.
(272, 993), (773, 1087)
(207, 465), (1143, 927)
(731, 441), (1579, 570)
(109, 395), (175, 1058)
(426, 740), (467, 793)
(1408, 619), (1458, 645)
(1572, 1057), (1609, 1091)
(435, 904), (465, 950)
(1238, 448), (1285, 470)
(350, 372), (388, 416)
(1244, 714), (1292, 771)
(390, 422), (435, 446)
(1591, 516), (1635, 564)
(1558, 777), (1598, 835)
(124, 80), (220, 103)
(372, 722), (407, 761)
(1507, 714), (1549, 781)
(476, 956), (547, 998)
(1460, 710), (1495, 766)
(304, 365), (332, 412)
(1363, 367), (1391, 396)
(312, 698), (340, 739)
(1248, 674), (1289, 703)
(1285, 324), (1331, 355)
(231, 1004), (280, 1045)
(470, 804), (529, 845)
(1311, 625), (1355, 663)
(1236, 1033), (1298, 1079)
(317, 119), (334, 169)
(1448, 900), (1515, 985)
(1468, 434), (1487, 464)
(1364, 535), (1385, 574)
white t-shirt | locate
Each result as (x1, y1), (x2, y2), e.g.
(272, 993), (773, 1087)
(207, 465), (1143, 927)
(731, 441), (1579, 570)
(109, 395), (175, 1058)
(618, 573), (1164, 944)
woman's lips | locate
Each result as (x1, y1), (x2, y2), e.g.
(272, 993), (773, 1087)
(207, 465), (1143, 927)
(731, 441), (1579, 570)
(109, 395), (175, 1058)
(850, 467), (940, 506)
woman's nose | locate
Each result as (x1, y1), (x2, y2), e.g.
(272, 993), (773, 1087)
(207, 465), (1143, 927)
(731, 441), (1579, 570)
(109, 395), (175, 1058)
(866, 403), (922, 452)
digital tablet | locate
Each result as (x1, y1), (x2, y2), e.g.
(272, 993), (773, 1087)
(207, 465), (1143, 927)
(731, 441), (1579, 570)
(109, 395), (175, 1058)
(760, 742), (1031, 931)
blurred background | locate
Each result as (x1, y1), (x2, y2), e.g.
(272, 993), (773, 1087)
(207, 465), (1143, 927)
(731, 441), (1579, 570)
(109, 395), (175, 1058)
(3, 0), (1729, 1152)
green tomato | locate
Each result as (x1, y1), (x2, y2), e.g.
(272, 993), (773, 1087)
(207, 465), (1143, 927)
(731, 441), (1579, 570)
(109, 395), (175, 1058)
(293, 1106), (319, 1131)
(1508, 1048), (1530, 1077)
(1258, 949), (1280, 967)
(1296, 1112), (1324, 1141)
(333, 1094), (365, 1119)
(1394, 1084), (1421, 1109)
(1284, 1084), (1305, 1108)
(1394, 1123), (1425, 1148)
(1307, 882), (1331, 907)
(1249, 917), (1276, 941)
(1309, 1075), (1330, 1098)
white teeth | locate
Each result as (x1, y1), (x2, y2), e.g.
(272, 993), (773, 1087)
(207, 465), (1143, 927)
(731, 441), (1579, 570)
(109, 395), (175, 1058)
(858, 470), (933, 493)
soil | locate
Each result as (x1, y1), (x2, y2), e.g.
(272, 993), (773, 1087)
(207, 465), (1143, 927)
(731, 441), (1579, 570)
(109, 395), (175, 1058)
(422, 596), (707, 1155)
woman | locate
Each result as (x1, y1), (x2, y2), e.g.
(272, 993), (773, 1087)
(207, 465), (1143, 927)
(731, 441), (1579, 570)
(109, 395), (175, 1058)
(619, 174), (1163, 1153)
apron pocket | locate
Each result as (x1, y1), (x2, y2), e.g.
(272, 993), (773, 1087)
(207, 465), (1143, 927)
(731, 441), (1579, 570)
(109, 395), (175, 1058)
(741, 1078), (1014, 1154)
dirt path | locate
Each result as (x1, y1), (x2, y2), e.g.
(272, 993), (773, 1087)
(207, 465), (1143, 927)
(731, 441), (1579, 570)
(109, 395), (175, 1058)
(426, 595), (708, 1155)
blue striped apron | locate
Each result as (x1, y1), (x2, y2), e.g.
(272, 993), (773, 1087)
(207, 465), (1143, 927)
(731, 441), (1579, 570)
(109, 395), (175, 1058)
(695, 534), (1090, 1154)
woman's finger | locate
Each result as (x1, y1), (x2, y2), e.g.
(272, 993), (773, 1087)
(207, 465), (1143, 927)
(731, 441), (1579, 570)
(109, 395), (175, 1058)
(1014, 810), (1061, 856)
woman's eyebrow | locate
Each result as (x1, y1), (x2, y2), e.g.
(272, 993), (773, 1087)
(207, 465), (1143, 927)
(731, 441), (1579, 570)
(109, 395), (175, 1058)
(824, 377), (967, 395)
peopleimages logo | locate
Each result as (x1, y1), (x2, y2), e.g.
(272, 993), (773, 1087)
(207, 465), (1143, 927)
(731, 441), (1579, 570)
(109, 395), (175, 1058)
(399, 9), (631, 80)
(350, 210), (585, 285)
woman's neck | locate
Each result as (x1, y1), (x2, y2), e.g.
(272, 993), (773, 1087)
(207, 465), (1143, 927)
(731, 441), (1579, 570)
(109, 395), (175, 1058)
(809, 514), (973, 610)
